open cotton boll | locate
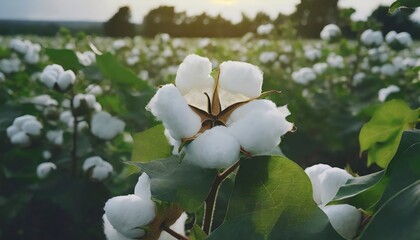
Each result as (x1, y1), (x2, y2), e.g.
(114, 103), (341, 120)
(327, 54), (344, 68)
(227, 106), (293, 155)
(21, 120), (42, 136)
(305, 48), (321, 61)
(0, 72), (5, 82)
(57, 70), (76, 90)
(104, 194), (156, 239)
(320, 24), (341, 42)
(256, 23), (274, 35)
(292, 67), (316, 85)
(46, 130), (63, 145)
(175, 54), (214, 95)
(86, 84), (103, 95)
(36, 162), (57, 179)
(318, 167), (353, 205)
(218, 61), (263, 99)
(91, 111), (125, 140)
(321, 204), (361, 239)
(31, 95), (58, 110)
(361, 29), (383, 48)
(73, 94), (101, 111)
(378, 85), (400, 102)
(304, 164), (331, 205)
(146, 84), (201, 140)
(103, 215), (135, 240)
(158, 212), (188, 240)
(13, 115), (36, 128)
(11, 131), (30, 145)
(259, 51), (278, 64)
(185, 126), (240, 169)
(380, 64), (397, 77)
(83, 156), (113, 181)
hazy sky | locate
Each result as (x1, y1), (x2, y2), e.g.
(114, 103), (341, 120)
(0, 0), (417, 23)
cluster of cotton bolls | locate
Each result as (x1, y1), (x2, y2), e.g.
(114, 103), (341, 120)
(7, 115), (43, 146)
(320, 24), (341, 42)
(90, 111), (125, 140)
(82, 156), (113, 181)
(305, 164), (361, 240)
(9, 38), (41, 64)
(0, 57), (21, 74)
(39, 64), (76, 91)
(292, 67), (316, 85)
(147, 54), (293, 169)
(103, 173), (187, 240)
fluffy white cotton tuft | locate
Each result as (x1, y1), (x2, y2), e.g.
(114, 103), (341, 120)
(185, 126), (240, 169)
(7, 115), (42, 146)
(83, 156), (113, 181)
(386, 31), (412, 50)
(321, 204), (361, 239)
(227, 100), (293, 155)
(134, 173), (152, 199)
(304, 164), (331, 205)
(146, 84), (202, 140)
(317, 167), (352, 205)
(218, 61), (263, 98)
(73, 93), (101, 111)
(320, 24), (341, 42)
(175, 54), (214, 95)
(313, 62), (328, 75)
(292, 67), (316, 85)
(46, 130), (64, 145)
(256, 23), (274, 35)
(36, 162), (57, 179)
(361, 29), (383, 48)
(259, 51), (278, 63)
(40, 64), (76, 91)
(158, 212), (188, 240)
(91, 111), (125, 140)
(103, 215), (134, 240)
(380, 64), (397, 77)
(378, 85), (400, 102)
(305, 48), (321, 61)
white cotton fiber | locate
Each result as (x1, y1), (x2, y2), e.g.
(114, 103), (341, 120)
(227, 102), (293, 155)
(91, 111), (125, 140)
(36, 162), (57, 179)
(146, 84), (201, 140)
(11, 131), (30, 145)
(226, 99), (276, 124)
(134, 173), (152, 199)
(83, 156), (113, 181)
(292, 67), (316, 85)
(21, 120), (42, 136)
(40, 64), (76, 91)
(46, 130), (64, 145)
(175, 54), (214, 95)
(320, 24), (341, 42)
(158, 212), (188, 240)
(361, 29), (383, 48)
(318, 167), (352, 205)
(104, 194), (156, 239)
(7, 115), (42, 146)
(57, 70), (76, 90)
(218, 61), (263, 98)
(13, 115), (36, 128)
(103, 214), (134, 240)
(185, 126), (240, 169)
(321, 204), (361, 240)
(304, 164), (331, 205)
(378, 85), (400, 102)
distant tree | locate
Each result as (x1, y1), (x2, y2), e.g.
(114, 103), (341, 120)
(104, 6), (134, 37)
(142, 6), (176, 37)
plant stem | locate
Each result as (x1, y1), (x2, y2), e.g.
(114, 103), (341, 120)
(202, 160), (240, 235)
(70, 94), (78, 177)
(348, 36), (362, 92)
(161, 224), (188, 240)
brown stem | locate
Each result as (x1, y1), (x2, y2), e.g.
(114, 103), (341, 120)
(202, 160), (240, 234)
(161, 224), (188, 240)
(70, 94), (78, 177)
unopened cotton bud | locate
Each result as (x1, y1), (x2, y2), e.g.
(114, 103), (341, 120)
(218, 61), (263, 98)
(37, 162), (57, 179)
(185, 126), (240, 169)
(146, 84), (201, 140)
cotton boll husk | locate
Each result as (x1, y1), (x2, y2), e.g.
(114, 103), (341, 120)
(158, 212), (188, 240)
(218, 61), (263, 99)
(134, 173), (152, 199)
(57, 70), (76, 90)
(104, 194), (156, 239)
(185, 126), (240, 169)
(11, 131), (30, 145)
(37, 162), (57, 179)
(304, 164), (331, 205)
(103, 215), (135, 240)
(318, 167), (352, 205)
(321, 204), (361, 239)
(227, 105), (293, 155)
(175, 54), (214, 95)
(21, 120), (42, 136)
(146, 84), (201, 140)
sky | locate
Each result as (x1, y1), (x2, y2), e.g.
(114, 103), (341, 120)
(0, 0), (418, 23)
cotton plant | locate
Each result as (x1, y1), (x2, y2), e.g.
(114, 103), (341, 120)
(305, 164), (361, 239)
(146, 54), (293, 169)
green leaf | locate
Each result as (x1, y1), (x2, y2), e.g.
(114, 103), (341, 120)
(96, 52), (149, 89)
(359, 100), (419, 168)
(190, 224), (207, 240)
(334, 170), (385, 201)
(360, 180), (420, 240)
(44, 48), (82, 71)
(131, 124), (172, 163)
(389, 0), (420, 13)
(130, 156), (217, 212)
(208, 156), (342, 240)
